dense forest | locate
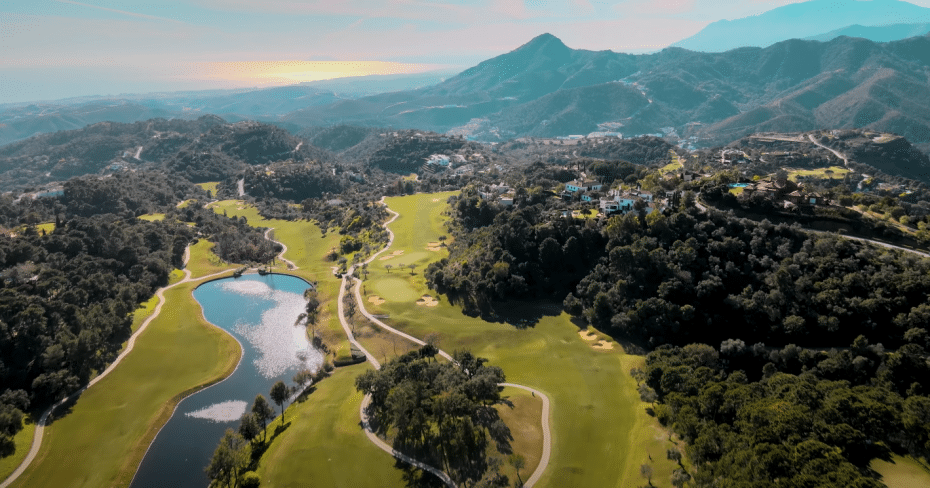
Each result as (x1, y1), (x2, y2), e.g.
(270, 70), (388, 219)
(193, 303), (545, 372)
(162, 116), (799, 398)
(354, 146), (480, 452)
(429, 188), (930, 351)
(0, 216), (192, 446)
(642, 337), (930, 486)
(0, 170), (282, 456)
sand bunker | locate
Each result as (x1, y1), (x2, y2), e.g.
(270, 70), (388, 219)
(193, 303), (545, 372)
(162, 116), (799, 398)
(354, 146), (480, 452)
(578, 330), (597, 341)
(432, 198), (440, 202)
(416, 294), (439, 307)
(368, 295), (386, 305)
(426, 242), (443, 251)
(592, 340), (615, 350)
(379, 250), (404, 261)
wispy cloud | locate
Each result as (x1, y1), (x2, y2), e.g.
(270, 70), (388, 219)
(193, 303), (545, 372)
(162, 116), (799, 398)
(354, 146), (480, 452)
(53, 0), (186, 23)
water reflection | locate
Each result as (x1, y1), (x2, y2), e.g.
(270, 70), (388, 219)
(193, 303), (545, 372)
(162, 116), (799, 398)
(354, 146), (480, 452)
(130, 274), (322, 488)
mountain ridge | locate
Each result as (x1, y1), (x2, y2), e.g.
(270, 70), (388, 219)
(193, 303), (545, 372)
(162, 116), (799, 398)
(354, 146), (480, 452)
(672, 0), (930, 52)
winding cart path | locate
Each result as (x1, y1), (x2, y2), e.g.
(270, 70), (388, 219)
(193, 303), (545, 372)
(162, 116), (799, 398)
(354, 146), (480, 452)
(337, 198), (552, 488)
(1, 247), (239, 488)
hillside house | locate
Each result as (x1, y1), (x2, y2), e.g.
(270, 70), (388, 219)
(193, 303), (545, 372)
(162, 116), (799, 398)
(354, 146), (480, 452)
(600, 196), (635, 215)
(425, 154), (451, 167)
(566, 180), (602, 193)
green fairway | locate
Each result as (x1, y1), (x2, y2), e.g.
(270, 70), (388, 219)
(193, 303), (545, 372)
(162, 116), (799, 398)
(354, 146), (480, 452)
(255, 364), (411, 488)
(7, 282), (241, 488)
(496, 387), (543, 483)
(872, 454), (930, 488)
(196, 181), (220, 194)
(360, 192), (682, 487)
(786, 165), (848, 182)
(186, 239), (234, 278)
(0, 419), (35, 482)
(137, 213), (166, 222)
(661, 150), (683, 174)
(371, 276), (419, 302)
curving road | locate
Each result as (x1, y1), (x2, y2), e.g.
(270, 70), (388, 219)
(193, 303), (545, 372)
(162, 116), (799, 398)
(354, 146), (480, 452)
(264, 228), (299, 270)
(339, 198), (552, 488)
(1, 247), (240, 488)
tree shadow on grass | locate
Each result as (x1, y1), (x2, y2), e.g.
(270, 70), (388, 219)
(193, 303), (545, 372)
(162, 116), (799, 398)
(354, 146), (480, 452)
(485, 300), (564, 329)
(45, 389), (84, 426)
(397, 462), (446, 488)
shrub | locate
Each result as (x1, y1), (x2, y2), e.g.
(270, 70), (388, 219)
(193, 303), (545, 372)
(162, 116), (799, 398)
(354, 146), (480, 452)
(241, 471), (261, 488)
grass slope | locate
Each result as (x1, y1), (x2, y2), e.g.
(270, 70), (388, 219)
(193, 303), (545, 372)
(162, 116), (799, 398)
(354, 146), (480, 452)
(359, 192), (683, 487)
(8, 282), (241, 488)
(255, 364), (410, 487)
(0, 420), (35, 483)
(872, 454), (930, 488)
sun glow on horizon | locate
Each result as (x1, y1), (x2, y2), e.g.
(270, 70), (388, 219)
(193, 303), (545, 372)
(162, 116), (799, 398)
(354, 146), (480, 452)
(189, 60), (448, 86)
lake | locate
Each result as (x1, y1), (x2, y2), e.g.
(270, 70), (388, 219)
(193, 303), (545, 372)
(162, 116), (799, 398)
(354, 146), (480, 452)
(130, 273), (322, 488)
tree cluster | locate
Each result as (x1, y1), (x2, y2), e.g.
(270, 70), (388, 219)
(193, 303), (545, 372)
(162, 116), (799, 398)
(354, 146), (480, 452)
(355, 348), (511, 486)
(642, 335), (930, 487)
(426, 188), (604, 315)
(569, 208), (930, 349)
(0, 216), (193, 408)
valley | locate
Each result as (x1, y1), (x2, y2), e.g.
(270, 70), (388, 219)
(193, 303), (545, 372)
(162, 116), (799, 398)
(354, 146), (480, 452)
(4, 6), (930, 486)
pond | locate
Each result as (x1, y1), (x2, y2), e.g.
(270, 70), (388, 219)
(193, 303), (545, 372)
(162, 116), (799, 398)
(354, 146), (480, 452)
(728, 183), (750, 188)
(130, 273), (322, 488)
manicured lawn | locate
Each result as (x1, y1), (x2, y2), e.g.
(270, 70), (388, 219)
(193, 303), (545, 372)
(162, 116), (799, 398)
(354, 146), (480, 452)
(661, 150), (683, 174)
(186, 239), (234, 278)
(495, 387), (543, 484)
(360, 192), (682, 486)
(872, 454), (930, 488)
(785, 165), (849, 182)
(0, 418), (35, 482)
(255, 364), (411, 488)
(7, 282), (241, 488)
(137, 213), (166, 221)
(196, 181), (220, 194)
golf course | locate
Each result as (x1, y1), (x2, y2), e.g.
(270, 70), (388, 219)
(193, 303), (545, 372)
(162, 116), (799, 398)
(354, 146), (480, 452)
(3, 191), (683, 487)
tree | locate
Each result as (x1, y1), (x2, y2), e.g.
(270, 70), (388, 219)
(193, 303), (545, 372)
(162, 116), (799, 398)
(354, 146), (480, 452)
(667, 447), (682, 466)
(251, 394), (274, 441)
(640, 463), (653, 486)
(671, 468), (691, 488)
(385, 264), (393, 273)
(292, 369), (313, 394)
(408, 263), (417, 275)
(639, 383), (658, 405)
(238, 413), (260, 445)
(270, 381), (289, 424)
(509, 453), (526, 486)
(205, 428), (251, 488)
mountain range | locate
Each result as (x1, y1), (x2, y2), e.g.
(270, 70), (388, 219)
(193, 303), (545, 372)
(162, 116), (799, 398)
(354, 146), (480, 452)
(282, 32), (930, 153)
(0, 71), (455, 147)
(672, 0), (930, 52)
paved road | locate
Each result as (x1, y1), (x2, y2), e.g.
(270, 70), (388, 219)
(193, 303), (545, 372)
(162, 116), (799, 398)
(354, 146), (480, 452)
(1, 247), (239, 488)
(499, 383), (552, 487)
(341, 198), (553, 488)
(264, 228), (299, 270)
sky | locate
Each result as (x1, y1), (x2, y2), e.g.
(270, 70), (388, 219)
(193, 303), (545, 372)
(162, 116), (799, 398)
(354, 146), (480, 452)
(2, 0), (930, 103)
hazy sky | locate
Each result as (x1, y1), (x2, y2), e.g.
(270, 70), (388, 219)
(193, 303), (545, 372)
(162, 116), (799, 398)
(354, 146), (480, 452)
(2, 0), (930, 103)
